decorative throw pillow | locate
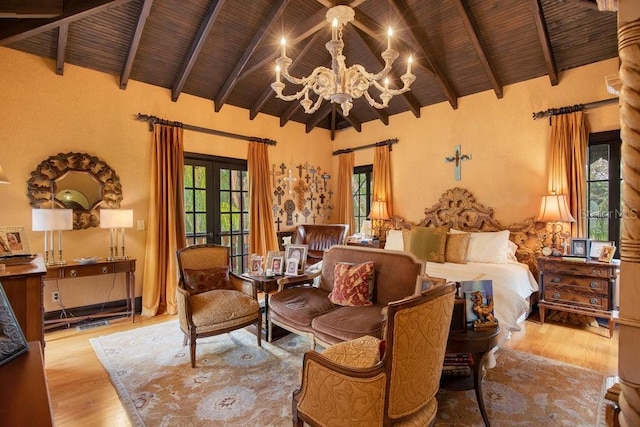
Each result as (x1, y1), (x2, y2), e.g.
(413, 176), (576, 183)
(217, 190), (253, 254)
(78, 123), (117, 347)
(183, 267), (232, 294)
(407, 226), (449, 263)
(384, 229), (405, 251)
(328, 261), (375, 306)
(445, 233), (470, 264)
(453, 229), (511, 264)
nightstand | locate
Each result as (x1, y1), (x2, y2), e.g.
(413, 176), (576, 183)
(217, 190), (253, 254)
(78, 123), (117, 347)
(537, 257), (619, 338)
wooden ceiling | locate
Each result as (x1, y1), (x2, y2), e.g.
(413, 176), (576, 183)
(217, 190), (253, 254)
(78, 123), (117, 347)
(0, 0), (618, 138)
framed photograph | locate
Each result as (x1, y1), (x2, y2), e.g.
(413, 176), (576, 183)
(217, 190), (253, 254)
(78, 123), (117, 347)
(270, 256), (284, 275)
(460, 280), (494, 327)
(265, 251), (284, 272)
(284, 258), (299, 276)
(249, 254), (263, 274)
(570, 238), (589, 257)
(598, 245), (616, 263)
(589, 240), (615, 259)
(0, 226), (30, 256)
(285, 244), (308, 274)
(0, 283), (29, 367)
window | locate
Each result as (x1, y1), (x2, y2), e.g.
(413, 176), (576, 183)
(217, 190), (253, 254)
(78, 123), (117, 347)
(184, 154), (249, 273)
(353, 165), (373, 234)
(587, 130), (621, 257)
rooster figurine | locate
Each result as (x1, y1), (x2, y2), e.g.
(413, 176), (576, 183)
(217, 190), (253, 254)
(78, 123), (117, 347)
(471, 291), (498, 330)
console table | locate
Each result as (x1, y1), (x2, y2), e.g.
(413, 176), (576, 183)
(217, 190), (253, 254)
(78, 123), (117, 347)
(0, 255), (47, 348)
(44, 258), (136, 329)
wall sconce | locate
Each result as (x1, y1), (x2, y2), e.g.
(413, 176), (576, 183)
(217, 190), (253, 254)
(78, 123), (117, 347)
(369, 200), (390, 241)
(32, 209), (73, 266)
(0, 164), (10, 184)
(100, 209), (133, 261)
(535, 193), (576, 252)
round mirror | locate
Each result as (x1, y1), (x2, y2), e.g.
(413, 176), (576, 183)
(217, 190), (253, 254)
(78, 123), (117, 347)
(27, 152), (123, 229)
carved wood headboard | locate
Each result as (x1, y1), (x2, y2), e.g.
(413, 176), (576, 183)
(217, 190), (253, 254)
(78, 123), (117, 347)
(383, 187), (546, 277)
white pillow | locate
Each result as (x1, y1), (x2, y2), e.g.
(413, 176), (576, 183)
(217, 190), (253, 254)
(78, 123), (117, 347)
(451, 229), (511, 264)
(506, 240), (519, 262)
(384, 229), (405, 251)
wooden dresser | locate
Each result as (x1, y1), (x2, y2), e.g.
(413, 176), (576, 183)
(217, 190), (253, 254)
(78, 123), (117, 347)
(537, 256), (619, 338)
(0, 255), (47, 347)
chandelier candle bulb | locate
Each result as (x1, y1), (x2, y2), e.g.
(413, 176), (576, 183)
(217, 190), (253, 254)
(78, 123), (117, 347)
(332, 18), (338, 41)
(280, 37), (286, 57)
(407, 56), (413, 74)
(387, 27), (392, 51)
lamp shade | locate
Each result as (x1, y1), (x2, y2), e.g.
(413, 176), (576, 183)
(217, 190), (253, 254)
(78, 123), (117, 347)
(369, 200), (390, 220)
(32, 209), (74, 231)
(0, 164), (9, 184)
(535, 194), (576, 223)
(100, 209), (133, 228)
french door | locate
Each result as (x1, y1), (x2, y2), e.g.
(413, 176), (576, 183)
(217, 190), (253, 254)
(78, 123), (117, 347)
(184, 154), (249, 273)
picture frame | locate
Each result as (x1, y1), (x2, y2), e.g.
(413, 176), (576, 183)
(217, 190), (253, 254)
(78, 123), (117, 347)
(249, 254), (263, 274)
(284, 258), (299, 276)
(265, 251), (284, 273)
(570, 238), (589, 257)
(0, 226), (31, 256)
(589, 240), (615, 259)
(270, 256), (284, 275)
(598, 245), (616, 263)
(0, 283), (29, 367)
(460, 280), (494, 327)
(285, 244), (308, 274)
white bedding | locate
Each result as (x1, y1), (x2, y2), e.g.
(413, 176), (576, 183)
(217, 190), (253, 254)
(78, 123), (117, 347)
(424, 260), (539, 334)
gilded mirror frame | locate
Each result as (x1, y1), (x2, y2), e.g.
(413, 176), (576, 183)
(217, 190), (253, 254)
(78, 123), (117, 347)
(27, 152), (123, 229)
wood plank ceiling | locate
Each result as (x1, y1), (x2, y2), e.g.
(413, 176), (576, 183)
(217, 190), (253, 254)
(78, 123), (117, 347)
(0, 0), (618, 139)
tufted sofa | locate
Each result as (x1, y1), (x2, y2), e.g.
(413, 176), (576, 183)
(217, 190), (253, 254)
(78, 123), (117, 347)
(293, 224), (349, 266)
(268, 245), (423, 348)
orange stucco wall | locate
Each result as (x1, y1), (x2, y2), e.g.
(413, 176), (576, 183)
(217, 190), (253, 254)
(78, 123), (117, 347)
(0, 46), (621, 311)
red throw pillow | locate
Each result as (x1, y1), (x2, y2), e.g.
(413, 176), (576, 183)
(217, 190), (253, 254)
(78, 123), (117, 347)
(328, 262), (375, 306)
(183, 267), (232, 294)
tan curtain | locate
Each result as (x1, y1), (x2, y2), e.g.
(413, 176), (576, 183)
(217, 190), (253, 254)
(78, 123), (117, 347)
(141, 124), (186, 317)
(334, 152), (355, 232)
(373, 145), (393, 217)
(248, 142), (278, 256)
(547, 111), (588, 237)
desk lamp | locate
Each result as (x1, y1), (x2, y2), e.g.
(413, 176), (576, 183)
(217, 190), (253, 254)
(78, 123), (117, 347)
(535, 193), (576, 254)
(32, 209), (73, 266)
(100, 209), (133, 261)
(369, 200), (390, 242)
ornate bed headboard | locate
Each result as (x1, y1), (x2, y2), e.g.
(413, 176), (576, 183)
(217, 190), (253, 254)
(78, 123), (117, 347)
(383, 187), (545, 277)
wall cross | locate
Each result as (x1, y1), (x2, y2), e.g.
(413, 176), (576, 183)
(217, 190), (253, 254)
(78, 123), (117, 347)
(444, 144), (472, 181)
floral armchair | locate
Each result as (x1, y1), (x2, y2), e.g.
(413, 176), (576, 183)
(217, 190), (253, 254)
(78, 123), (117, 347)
(292, 282), (456, 426)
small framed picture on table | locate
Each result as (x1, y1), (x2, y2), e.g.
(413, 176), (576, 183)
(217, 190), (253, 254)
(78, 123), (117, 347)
(598, 245), (616, 263)
(570, 238), (589, 257)
(249, 254), (263, 275)
(284, 259), (299, 276)
(589, 240), (614, 259)
(270, 256), (284, 275)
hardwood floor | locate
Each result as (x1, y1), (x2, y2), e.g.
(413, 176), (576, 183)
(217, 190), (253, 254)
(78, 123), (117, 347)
(43, 314), (618, 426)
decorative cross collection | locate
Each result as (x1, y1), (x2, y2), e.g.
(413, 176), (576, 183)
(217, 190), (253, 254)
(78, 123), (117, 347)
(444, 144), (472, 181)
(272, 162), (333, 231)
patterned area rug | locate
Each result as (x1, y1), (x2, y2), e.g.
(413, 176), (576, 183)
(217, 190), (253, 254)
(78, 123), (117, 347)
(91, 321), (608, 426)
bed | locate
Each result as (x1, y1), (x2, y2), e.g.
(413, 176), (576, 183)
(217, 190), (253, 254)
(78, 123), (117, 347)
(382, 187), (545, 347)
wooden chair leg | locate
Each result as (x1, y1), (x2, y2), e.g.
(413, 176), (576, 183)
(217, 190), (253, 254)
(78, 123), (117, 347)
(189, 332), (197, 368)
(256, 316), (262, 347)
(292, 392), (303, 427)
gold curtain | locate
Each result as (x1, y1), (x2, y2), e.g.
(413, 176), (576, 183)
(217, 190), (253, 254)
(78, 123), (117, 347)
(248, 142), (278, 256)
(141, 124), (186, 317)
(547, 111), (587, 237)
(373, 145), (393, 217)
(334, 152), (355, 232)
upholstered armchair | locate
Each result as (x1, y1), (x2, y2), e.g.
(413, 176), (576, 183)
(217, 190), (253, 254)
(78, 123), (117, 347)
(292, 282), (456, 426)
(176, 244), (261, 367)
(293, 224), (349, 265)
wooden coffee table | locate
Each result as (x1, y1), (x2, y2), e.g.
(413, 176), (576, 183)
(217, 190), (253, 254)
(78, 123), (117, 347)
(440, 326), (501, 427)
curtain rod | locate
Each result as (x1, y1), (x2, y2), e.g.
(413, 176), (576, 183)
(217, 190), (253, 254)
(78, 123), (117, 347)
(136, 113), (277, 145)
(332, 138), (398, 156)
(531, 98), (618, 121)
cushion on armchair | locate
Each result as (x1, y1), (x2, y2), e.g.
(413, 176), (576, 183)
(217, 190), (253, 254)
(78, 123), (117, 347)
(321, 335), (382, 368)
(328, 261), (375, 306)
(183, 267), (234, 294)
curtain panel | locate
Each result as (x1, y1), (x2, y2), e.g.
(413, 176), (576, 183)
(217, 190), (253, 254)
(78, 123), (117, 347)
(547, 111), (587, 237)
(248, 142), (278, 256)
(141, 124), (186, 317)
(373, 145), (394, 217)
(334, 152), (355, 233)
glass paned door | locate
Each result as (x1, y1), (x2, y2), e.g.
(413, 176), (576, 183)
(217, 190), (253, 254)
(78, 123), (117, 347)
(184, 154), (249, 273)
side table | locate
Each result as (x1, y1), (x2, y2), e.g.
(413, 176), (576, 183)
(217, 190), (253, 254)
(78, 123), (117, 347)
(441, 326), (501, 427)
(241, 273), (283, 341)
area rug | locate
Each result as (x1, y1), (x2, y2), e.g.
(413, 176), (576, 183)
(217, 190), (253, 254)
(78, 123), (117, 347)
(91, 321), (608, 426)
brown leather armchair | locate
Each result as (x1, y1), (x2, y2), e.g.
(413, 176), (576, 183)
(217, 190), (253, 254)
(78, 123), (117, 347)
(176, 244), (261, 367)
(293, 224), (349, 265)
(292, 282), (456, 426)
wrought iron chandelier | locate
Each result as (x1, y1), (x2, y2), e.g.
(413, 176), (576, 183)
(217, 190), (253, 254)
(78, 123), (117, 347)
(271, 5), (415, 117)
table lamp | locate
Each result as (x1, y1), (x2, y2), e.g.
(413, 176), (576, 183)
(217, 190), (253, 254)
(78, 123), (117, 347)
(369, 200), (390, 241)
(100, 209), (133, 261)
(32, 208), (73, 266)
(534, 193), (576, 253)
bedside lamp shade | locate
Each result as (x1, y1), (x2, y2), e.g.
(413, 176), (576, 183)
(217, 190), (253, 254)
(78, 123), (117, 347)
(535, 193), (575, 251)
(100, 209), (133, 260)
(32, 208), (73, 266)
(369, 200), (390, 240)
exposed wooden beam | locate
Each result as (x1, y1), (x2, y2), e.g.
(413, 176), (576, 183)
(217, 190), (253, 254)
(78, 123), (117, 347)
(280, 101), (300, 127)
(214, 0), (290, 112)
(386, 0), (458, 109)
(338, 110), (362, 132)
(119, 0), (153, 90)
(171, 0), (226, 101)
(330, 104), (336, 141)
(451, 0), (502, 99)
(305, 101), (333, 133)
(55, 23), (68, 75)
(0, 0), (133, 46)
(0, 0), (62, 18)
(529, 0), (558, 86)
(249, 32), (323, 120)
